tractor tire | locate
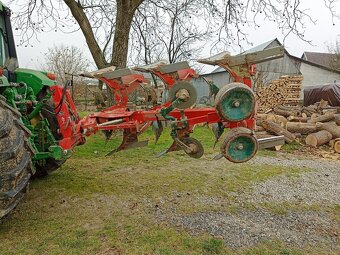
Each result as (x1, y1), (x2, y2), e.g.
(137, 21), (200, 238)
(0, 97), (34, 220)
(34, 101), (65, 177)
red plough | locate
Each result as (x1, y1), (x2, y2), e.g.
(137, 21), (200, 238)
(55, 47), (286, 163)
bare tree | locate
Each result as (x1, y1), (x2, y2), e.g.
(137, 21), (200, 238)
(9, 0), (339, 69)
(44, 44), (90, 84)
(328, 38), (340, 71)
(11, 0), (142, 70)
(130, 0), (219, 66)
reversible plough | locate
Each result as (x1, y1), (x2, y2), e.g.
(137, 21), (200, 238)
(54, 46), (285, 163)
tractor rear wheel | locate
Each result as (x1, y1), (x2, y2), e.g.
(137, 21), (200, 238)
(0, 97), (33, 220)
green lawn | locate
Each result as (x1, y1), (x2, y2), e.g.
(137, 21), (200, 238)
(0, 127), (330, 255)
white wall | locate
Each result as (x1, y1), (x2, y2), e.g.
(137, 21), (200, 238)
(301, 63), (340, 87)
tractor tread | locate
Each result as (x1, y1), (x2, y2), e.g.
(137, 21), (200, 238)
(0, 130), (25, 162)
(0, 99), (33, 220)
(0, 110), (13, 138)
(0, 151), (31, 180)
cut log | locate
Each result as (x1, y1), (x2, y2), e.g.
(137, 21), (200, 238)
(257, 113), (268, 119)
(302, 105), (318, 113)
(315, 122), (340, 138)
(261, 120), (296, 143)
(256, 114), (287, 127)
(330, 138), (340, 153)
(255, 131), (270, 137)
(275, 115), (288, 128)
(308, 112), (335, 124)
(335, 114), (340, 126)
(305, 130), (332, 147)
(266, 114), (277, 122)
(293, 133), (302, 139)
(255, 125), (265, 132)
(273, 107), (296, 117)
(286, 122), (317, 134)
(287, 115), (308, 122)
(318, 99), (329, 109)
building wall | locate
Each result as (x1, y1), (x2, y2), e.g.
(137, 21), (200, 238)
(192, 71), (233, 103)
(255, 53), (301, 85)
(300, 63), (340, 88)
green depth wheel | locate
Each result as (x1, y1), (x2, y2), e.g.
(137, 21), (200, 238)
(215, 82), (255, 122)
(220, 127), (258, 163)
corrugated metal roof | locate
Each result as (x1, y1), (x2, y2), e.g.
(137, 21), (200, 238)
(240, 39), (280, 54)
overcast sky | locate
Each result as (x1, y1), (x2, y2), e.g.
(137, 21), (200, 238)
(5, 0), (340, 70)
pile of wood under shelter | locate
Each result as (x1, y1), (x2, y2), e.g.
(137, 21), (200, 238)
(256, 75), (303, 112)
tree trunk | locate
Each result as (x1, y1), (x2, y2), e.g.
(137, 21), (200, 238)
(64, 0), (107, 70)
(111, 8), (134, 68)
(316, 122), (340, 138)
(107, 0), (143, 105)
(286, 122), (317, 134)
(260, 120), (296, 143)
(305, 130), (332, 147)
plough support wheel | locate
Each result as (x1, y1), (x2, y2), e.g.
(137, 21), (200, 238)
(180, 137), (204, 159)
(215, 82), (255, 122)
(220, 127), (258, 163)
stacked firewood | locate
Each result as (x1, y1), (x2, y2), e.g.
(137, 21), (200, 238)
(256, 100), (340, 153)
(256, 75), (303, 112)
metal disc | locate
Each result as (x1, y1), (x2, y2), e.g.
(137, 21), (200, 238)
(181, 137), (204, 159)
(169, 81), (197, 109)
(220, 127), (258, 163)
(215, 82), (255, 122)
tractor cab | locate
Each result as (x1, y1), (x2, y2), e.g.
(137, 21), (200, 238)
(0, 4), (18, 75)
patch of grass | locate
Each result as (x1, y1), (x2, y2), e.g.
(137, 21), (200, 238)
(256, 202), (323, 216)
(281, 141), (303, 153)
(240, 240), (334, 255)
(202, 238), (223, 254)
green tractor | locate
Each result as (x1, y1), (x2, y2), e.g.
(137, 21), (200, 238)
(0, 3), (80, 219)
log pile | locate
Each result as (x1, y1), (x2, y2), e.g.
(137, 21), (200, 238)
(256, 75), (303, 112)
(256, 100), (340, 154)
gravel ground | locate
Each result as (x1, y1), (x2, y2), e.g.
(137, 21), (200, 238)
(244, 156), (340, 205)
(155, 154), (340, 251)
(168, 210), (339, 249)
